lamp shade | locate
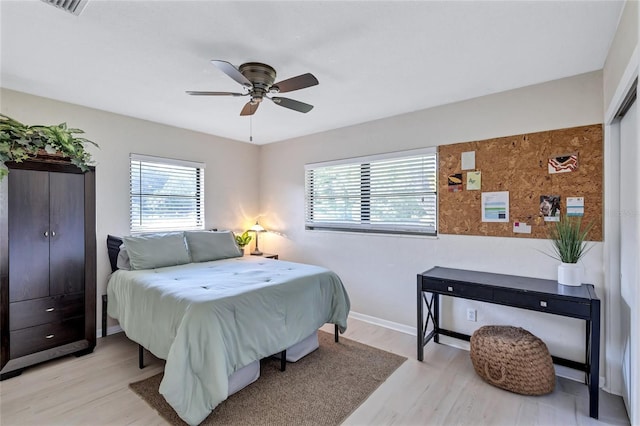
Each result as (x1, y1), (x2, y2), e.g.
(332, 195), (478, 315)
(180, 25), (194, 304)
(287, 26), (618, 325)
(249, 222), (265, 233)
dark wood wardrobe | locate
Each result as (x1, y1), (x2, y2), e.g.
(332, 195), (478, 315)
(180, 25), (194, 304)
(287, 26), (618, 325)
(0, 160), (96, 379)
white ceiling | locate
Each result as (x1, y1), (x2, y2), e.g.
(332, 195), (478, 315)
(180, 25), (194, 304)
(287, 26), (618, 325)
(0, 0), (624, 145)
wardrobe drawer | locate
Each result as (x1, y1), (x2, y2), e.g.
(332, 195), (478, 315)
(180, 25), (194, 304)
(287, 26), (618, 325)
(10, 318), (85, 359)
(9, 293), (84, 331)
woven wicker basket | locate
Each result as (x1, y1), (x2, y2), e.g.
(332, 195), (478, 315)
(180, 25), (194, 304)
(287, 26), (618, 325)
(470, 325), (555, 395)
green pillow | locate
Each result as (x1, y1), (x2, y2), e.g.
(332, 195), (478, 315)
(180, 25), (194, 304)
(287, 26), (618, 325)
(185, 230), (242, 262)
(123, 233), (191, 270)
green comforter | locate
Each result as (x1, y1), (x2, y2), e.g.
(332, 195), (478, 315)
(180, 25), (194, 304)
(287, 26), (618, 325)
(107, 256), (350, 425)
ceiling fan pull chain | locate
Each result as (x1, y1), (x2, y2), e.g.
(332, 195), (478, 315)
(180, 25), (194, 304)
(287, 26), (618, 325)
(250, 114), (253, 142)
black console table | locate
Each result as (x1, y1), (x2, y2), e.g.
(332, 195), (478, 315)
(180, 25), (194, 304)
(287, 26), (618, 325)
(417, 266), (600, 419)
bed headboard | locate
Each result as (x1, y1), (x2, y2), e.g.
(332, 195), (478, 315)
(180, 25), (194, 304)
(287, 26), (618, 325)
(107, 235), (123, 273)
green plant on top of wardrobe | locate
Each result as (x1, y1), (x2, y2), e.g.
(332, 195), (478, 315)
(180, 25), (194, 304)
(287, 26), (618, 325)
(0, 113), (98, 179)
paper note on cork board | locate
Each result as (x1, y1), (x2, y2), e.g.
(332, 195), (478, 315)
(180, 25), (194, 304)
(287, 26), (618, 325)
(461, 151), (476, 170)
(566, 197), (585, 216)
(466, 171), (481, 190)
(482, 191), (509, 222)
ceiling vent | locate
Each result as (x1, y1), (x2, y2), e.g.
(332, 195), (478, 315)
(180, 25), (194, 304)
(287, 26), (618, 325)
(41, 0), (89, 16)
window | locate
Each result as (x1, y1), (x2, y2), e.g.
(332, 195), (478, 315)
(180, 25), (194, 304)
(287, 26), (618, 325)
(305, 148), (437, 235)
(130, 153), (205, 233)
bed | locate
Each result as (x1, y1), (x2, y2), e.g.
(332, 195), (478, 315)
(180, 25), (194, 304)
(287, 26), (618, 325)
(105, 231), (350, 425)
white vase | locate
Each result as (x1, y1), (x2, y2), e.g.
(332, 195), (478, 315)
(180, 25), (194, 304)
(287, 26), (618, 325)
(557, 262), (583, 286)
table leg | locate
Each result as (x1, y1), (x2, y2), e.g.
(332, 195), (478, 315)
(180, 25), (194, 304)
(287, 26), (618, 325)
(433, 292), (440, 344)
(588, 299), (601, 419)
(585, 318), (590, 385)
(417, 276), (424, 361)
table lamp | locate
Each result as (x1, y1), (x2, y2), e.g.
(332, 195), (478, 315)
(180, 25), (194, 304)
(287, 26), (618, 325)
(249, 222), (266, 255)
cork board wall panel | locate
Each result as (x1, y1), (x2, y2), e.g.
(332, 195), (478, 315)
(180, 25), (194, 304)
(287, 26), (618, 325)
(438, 124), (603, 241)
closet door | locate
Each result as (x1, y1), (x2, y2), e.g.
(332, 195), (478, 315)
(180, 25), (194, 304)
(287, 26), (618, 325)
(49, 172), (85, 296)
(619, 97), (637, 418)
(8, 169), (50, 302)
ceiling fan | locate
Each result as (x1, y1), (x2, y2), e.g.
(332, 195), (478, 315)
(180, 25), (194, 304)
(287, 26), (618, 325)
(186, 60), (319, 116)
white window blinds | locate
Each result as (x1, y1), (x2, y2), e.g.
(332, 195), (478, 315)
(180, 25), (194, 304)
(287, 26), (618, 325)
(305, 148), (437, 235)
(130, 154), (205, 233)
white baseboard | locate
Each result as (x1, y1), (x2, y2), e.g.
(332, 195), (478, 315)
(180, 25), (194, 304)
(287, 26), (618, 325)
(348, 311), (416, 336)
(348, 312), (605, 387)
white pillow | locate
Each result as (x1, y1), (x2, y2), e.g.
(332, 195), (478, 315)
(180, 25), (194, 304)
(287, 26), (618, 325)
(116, 244), (131, 270)
(184, 230), (242, 262)
(123, 233), (191, 270)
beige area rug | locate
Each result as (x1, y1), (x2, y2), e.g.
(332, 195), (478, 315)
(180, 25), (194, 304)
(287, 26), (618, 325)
(129, 331), (406, 425)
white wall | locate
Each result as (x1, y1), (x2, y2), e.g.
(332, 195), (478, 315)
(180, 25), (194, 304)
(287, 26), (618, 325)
(260, 71), (605, 370)
(603, 0), (638, 111)
(0, 88), (261, 332)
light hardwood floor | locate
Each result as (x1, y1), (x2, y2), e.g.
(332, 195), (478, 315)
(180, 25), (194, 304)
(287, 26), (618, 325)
(0, 319), (630, 425)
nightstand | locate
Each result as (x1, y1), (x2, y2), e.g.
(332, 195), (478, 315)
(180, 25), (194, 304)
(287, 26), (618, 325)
(251, 253), (279, 259)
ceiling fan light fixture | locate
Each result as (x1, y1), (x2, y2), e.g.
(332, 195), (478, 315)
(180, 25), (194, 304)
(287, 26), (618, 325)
(188, 59), (318, 116)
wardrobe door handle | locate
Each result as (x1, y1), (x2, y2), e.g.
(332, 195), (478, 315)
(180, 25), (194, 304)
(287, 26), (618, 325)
(45, 307), (55, 312)
(45, 334), (55, 339)
(44, 231), (49, 237)
(51, 230), (56, 237)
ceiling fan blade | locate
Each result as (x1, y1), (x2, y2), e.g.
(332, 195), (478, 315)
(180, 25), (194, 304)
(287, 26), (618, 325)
(240, 101), (260, 116)
(273, 73), (319, 93)
(186, 91), (247, 96)
(270, 97), (314, 113)
(211, 60), (253, 87)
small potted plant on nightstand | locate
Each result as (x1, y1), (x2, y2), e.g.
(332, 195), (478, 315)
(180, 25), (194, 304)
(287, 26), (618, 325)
(548, 215), (593, 286)
(235, 231), (252, 255)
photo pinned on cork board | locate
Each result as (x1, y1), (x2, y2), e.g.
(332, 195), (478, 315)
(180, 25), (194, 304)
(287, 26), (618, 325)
(548, 153), (578, 174)
(540, 195), (561, 222)
(448, 173), (463, 192)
